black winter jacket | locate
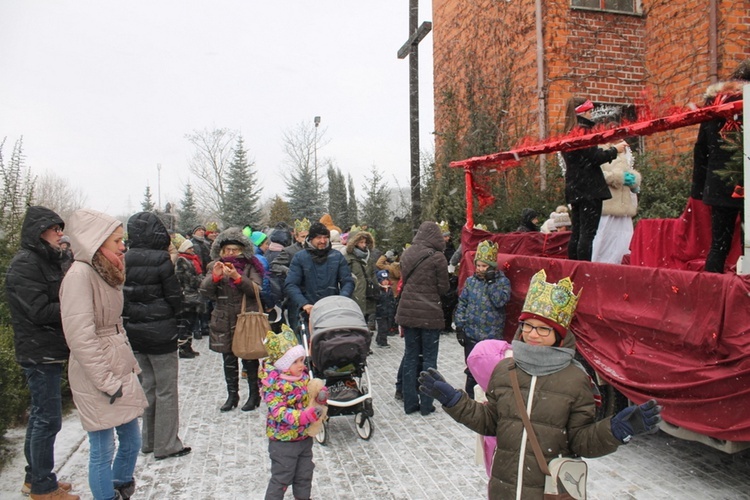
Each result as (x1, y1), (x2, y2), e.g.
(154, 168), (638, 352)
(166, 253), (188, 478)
(691, 81), (744, 209)
(123, 212), (182, 354)
(562, 116), (617, 204)
(395, 221), (450, 330)
(6, 206), (69, 365)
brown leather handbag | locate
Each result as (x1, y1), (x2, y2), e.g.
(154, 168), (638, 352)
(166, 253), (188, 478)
(231, 284), (270, 360)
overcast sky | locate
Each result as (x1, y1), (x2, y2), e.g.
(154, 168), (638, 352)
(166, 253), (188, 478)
(0, 1), (434, 216)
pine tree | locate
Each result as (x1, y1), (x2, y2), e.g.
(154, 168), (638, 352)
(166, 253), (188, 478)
(141, 185), (155, 212)
(178, 183), (200, 233)
(268, 195), (293, 227)
(359, 166), (391, 243)
(327, 165), (349, 229)
(282, 122), (326, 220)
(346, 174), (358, 227)
(222, 136), (262, 228)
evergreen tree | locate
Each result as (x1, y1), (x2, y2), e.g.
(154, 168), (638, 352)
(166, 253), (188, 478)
(222, 136), (262, 227)
(359, 166), (391, 244)
(141, 185), (155, 212)
(326, 164), (349, 229)
(346, 174), (358, 228)
(178, 183), (200, 233)
(268, 195), (293, 228)
(282, 122), (326, 220)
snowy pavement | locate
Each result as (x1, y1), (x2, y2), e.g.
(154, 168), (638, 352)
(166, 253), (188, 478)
(2, 331), (749, 499)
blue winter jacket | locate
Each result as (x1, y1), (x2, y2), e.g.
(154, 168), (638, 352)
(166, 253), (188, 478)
(284, 245), (354, 313)
(453, 272), (511, 341)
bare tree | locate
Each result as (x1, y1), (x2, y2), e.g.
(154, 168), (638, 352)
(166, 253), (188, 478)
(185, 128), (237, 220)
(281, 121), (329, 220)
(33, 171), (88, 221)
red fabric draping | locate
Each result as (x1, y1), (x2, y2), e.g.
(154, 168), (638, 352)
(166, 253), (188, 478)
(457, 220), (750, 441)
(630, 197), (742, 272)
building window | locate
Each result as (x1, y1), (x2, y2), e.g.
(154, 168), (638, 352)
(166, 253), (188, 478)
(572, 0), (637, 14)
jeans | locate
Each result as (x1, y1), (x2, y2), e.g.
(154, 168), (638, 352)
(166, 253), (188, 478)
(88, 418), (141, 500)
(568, 199), (603, 261)
(23, 363), (64, 495)
(402, 327), (440, 414)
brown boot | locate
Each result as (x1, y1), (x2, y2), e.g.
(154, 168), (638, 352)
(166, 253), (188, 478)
(22, 482), (73, 495)
(29, 487), (80, 500)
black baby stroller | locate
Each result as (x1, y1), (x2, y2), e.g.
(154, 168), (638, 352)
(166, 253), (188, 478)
(303, 295), (374, 444)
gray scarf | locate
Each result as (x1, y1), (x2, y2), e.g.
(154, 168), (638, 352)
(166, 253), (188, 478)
(511, 340), (576, 376)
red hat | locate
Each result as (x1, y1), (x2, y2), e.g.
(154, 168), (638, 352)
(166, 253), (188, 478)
(518, 312), (567, 339)
(575, 100), (594, 114)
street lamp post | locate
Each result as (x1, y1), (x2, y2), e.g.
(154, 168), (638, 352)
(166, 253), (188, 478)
(314, 116), (321, 199)
(157, 163), (162, 210)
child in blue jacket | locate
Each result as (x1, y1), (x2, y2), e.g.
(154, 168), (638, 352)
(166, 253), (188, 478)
(453, 240), (511, 398)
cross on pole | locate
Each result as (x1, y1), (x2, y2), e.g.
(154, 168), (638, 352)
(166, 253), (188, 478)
(398, 0), (431, 234)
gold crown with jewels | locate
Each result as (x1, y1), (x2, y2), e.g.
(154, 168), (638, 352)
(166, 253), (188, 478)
(438, 220), (450, 235)
(265, 324), (298, 364)
(474, 240), (498, 268)
(294, 218), (311, 233)
(521, 270), (581, 330)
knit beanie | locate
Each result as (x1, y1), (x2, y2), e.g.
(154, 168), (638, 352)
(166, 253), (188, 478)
(307, 222), (330, 240)
(178, 240), (194, 253)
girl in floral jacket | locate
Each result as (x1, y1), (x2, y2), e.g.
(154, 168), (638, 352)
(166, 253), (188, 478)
(260, 326), (327, 500)
(453, 240), (511, 398)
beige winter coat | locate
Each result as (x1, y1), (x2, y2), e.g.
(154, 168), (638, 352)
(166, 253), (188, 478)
(60, 209), (147, 432)
(599, 147), (641, 217)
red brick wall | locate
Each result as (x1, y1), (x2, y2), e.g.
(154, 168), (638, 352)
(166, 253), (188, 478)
(432, 0), (750, 167)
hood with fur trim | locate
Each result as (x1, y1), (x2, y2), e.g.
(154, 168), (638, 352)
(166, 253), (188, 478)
(346, 230), (374, 253)
(703, 80), (745, 103)
(209, 226), (256, 261)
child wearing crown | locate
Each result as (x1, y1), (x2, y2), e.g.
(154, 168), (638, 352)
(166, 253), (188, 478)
(260, 326), (328, 500)
(453, 240), (511, 398)
(420, 270), (662, 499)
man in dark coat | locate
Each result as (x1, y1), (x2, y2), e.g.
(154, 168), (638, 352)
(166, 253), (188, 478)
(691, 60), (750, 273)
(123, 212), (190, 460)
(284, 222), (354, 319)
(395, 221), (450, 415)
(271, 218), (310, 332)
(6, 206), (78, 499)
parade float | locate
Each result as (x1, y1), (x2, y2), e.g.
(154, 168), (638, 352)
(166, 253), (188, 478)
(451, 89), (750, 452)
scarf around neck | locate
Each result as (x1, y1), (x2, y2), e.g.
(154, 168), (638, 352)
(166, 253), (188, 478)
(180, 252), (203, 275)
(511, 340), (575, 377)
(92, 250), (125, 288)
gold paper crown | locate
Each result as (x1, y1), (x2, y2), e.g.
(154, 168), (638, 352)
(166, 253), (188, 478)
(438, 220), (450, 235)
(294, 218), (311, 233)
(474, 223), (488, 231)
(348, 224), (362, 234)
(265, 324), (298, 364)
(521, 270), (581, 330)
(206, 221), (219, 232)
(171, 233), (186, 249)
(474, 240), (498, 268)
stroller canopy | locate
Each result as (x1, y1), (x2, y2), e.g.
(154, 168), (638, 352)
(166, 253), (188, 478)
(309, 296), (369, 339)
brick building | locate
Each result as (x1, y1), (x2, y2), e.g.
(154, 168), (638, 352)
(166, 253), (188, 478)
(431, 0), (750, 167)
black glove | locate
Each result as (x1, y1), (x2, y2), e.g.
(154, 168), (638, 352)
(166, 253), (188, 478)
(418, 368), (462, 408)
(610, 399), (662, 443)
(484, 270), (497, 284)
(108, 385), (123, 405)
(455, 327), (466, 347)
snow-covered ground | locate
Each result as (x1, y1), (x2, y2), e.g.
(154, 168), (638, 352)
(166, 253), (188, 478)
(1, 331), (748, 499)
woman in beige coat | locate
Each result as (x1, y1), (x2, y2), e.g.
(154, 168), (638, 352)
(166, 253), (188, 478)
(60, 209), (147, 500)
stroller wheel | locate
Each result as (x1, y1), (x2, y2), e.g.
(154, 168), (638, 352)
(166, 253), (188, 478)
(355, 412), (374, 440)
(314, 420), (328, 446)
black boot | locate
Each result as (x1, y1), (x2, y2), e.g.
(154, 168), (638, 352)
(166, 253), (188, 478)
(220, 391), (239, 412)
(115, 480), (136, 500)
(241, 360), (260, 412)
(221, 353), (241, 412)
